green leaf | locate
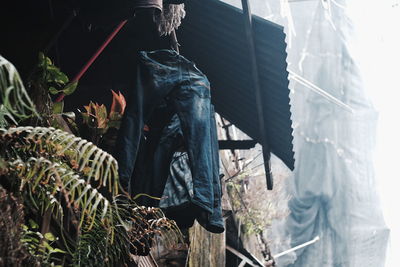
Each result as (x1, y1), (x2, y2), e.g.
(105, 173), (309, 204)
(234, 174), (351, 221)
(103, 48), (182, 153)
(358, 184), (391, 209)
(29, 219), (39, 229)
(44, 232), (55, 241)
(51, 248), (66, 254)
(52, 101), (64, 114)
(45, 66), (68, 84)
(55, 72), (69, 84)
(62, 81), (78, 96)
(38, 52), (46, 66)
(43, 240), (53, 251)
(46, 56), (52, 66)
(49, 87), (59, 95)
(38, 52), (52, 68)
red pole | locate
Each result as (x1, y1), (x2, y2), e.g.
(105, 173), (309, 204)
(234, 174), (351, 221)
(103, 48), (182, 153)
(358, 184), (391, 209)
(56, 20), (128, 102)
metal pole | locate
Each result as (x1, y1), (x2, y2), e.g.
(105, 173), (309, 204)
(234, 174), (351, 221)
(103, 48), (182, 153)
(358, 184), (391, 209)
(241, 0), (273, 189)
(273, 236), (320, 259)
(55, 20), (128, 102)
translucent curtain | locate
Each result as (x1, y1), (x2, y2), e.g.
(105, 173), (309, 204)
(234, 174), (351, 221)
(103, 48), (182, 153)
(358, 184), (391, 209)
(220, 0), (390, 266)
(272, 1), (389, 266)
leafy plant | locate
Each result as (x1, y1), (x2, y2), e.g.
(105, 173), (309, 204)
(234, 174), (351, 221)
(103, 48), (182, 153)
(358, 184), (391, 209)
(0, 55), (39, 127)
(109, 90), (126, 122)
(78, 90), (126, 146)
(26, 52), (78, 124)
(21, 223), (66, 266)
(0, 55), (182, 266)
(0, 126), (181, 266)
(81, 90), (126, 130)
(36, 52), (77, 114)
(226, 177), (270, 235)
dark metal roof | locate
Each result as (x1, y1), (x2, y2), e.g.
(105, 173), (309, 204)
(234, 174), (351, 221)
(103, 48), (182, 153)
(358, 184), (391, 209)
(1, 0), (294, 170)
(178, 0), (295, 170)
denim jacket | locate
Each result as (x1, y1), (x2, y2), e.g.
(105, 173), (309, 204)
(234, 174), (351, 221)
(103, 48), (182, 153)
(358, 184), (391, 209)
(115, 50), (224, 233)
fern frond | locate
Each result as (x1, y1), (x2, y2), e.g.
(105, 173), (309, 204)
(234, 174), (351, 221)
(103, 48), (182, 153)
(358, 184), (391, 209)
(0, 55), (39, 126)
(8, 157), (113, 229)
(1, 126), (119, 195)
(1, 126), (183, 265)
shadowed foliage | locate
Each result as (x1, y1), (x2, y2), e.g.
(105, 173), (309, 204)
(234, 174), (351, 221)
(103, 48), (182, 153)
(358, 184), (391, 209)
(0, 55), (182, 266)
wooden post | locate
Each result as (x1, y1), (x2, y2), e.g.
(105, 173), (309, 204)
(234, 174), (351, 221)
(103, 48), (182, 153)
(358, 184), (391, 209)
(188, 222), (225, 267)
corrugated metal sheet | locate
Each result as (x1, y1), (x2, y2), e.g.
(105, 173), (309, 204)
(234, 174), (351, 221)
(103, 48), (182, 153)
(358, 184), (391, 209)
(178, 0), (295, 170)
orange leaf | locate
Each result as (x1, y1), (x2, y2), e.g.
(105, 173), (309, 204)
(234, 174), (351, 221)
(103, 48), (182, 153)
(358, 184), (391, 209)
(110, 90), (126, 116)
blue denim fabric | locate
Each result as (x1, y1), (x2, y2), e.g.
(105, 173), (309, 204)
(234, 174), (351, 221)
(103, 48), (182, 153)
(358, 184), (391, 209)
(130, 107), (181, 208)
(158, 113), (224, 233)
(198, 104), (224, 233)
(116, 49), (221, 216)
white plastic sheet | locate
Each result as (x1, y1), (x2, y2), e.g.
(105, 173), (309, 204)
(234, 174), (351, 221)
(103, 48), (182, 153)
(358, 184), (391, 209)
(220, 1), (390, 266)
(280, 1), (389, 266)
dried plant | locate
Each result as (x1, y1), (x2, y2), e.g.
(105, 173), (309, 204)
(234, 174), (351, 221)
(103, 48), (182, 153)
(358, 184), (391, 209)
(157, 4), (186, 36)
(0, 187), (34, 266)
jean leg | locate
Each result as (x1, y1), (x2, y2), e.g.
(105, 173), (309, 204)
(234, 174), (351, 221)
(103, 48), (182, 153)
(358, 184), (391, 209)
(171, 64), (214, 213)
(115, 50), (181, 191)
(115, 72), (145, 191)
(208, 105), (225, 232)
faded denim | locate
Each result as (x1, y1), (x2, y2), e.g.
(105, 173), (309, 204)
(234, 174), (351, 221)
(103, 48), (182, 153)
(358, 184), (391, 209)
(159, 113), (224, 233)
(116, 50), (223, 222)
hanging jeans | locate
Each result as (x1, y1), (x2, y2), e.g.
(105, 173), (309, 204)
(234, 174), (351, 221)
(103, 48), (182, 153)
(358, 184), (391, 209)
(116, 49), (219, 214)
(158, 113), (224, 233)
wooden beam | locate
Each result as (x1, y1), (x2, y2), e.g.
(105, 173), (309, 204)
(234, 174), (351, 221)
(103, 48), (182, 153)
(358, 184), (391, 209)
(226, 245), (260, 267)
(218, 140), (257, 150)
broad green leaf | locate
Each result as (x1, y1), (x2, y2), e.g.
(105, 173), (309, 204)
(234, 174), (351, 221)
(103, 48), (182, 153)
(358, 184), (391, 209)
(62, 81), (78, 96)
(49, 86), (59, 95)
(44, 232), (55, 241)
(55, 72), (69, 84)
(45, 65), (68, 85)
(52, 101), (64, 114)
